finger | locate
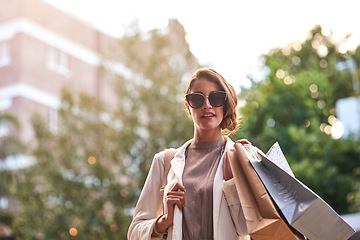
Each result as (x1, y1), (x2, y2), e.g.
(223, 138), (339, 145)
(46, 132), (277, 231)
(236, 139), (251, 145)
(167, 193), (186, 205)
(167, 191), (186, 197)
(166, 192), (186, 204)
(167, 197), (185, 209)
(168, 196), (185, 206)
(181, 195), (186, 206)
(171, 182), (186, 192)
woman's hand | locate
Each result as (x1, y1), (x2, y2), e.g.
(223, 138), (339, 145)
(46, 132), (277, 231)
(223, 139), (251, 181)
(152, 182), (186, 236)
(166, 182), (186, 213)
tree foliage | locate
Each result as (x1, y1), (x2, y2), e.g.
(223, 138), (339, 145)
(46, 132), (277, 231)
(235, 25), (360, 214)
(9, 91), (136, 239)
(0, 113), (26, 236)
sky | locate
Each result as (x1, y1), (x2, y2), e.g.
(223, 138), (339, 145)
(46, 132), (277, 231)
(45, 0), (360, 91)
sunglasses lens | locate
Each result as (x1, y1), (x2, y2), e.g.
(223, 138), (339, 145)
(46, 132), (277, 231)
(186, 91), (226, 109)
(186, 94), (204, 109)
(209, 91), (226, 107)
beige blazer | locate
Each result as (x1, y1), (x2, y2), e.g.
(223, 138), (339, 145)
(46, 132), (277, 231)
(127, 137), (250, 240)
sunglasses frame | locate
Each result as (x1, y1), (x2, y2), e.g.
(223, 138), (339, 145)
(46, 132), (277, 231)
(186, 91), (227, 109)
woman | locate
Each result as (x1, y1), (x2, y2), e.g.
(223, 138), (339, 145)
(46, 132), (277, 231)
(127, 68), (250, 240)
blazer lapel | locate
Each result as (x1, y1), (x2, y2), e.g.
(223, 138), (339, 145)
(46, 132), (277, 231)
(170, 139), (192, 183)
(169, 139), (191, 240)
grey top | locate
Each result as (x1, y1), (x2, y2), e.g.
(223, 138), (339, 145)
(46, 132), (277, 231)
(182, 138), (226, 240)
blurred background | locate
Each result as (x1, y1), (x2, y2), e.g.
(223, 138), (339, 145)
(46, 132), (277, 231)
(0, 0), (359, 239)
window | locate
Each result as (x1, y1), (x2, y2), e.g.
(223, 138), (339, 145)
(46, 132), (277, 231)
(0, 42), (10, 67)
(47, 47), (71, 77)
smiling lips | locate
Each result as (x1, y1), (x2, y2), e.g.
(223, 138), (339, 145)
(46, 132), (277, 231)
(201, 113), (215, 118)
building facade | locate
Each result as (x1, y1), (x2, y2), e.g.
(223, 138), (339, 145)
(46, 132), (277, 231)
(0, 0), (120, 143)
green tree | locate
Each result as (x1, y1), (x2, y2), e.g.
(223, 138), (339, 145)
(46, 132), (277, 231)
(0, 113), (26, 231)
(236, 25), (360, 214)
(10, 91), (136, 239)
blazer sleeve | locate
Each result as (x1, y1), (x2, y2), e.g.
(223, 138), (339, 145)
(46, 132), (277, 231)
(127, 151), (166, 240)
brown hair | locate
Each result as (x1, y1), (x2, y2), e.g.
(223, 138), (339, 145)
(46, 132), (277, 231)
(185, 67), (241, 135)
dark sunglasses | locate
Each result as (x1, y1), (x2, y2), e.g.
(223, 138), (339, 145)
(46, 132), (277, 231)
(186, 91), (227, 109)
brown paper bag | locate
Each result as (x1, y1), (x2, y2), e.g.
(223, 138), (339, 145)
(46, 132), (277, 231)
(228, 143), (304, 240)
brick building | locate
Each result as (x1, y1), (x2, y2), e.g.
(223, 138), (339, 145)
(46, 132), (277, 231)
(0, 0), (124, 144)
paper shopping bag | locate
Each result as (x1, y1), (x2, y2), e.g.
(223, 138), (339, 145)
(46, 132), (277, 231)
(228, 143), (304, 240)
(244, 143), (356, 240)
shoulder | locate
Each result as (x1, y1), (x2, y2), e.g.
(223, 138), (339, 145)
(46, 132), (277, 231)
(153, 150), (166, 166)
(154, 150), (166, 159)
(158, 139), (193, 160)
(151, 139), (192, 166)
(153, 148), (176, 164)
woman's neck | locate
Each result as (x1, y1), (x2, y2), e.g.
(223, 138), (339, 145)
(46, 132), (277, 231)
(193, 128), (223, 143)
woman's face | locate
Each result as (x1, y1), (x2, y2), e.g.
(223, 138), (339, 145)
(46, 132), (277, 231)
(186, 78), (224, 134)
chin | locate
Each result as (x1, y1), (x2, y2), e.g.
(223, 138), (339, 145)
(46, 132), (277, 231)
(198, 124), (222, 132)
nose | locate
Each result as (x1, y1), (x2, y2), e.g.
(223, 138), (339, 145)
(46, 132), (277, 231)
(203, 96), (212, 108)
